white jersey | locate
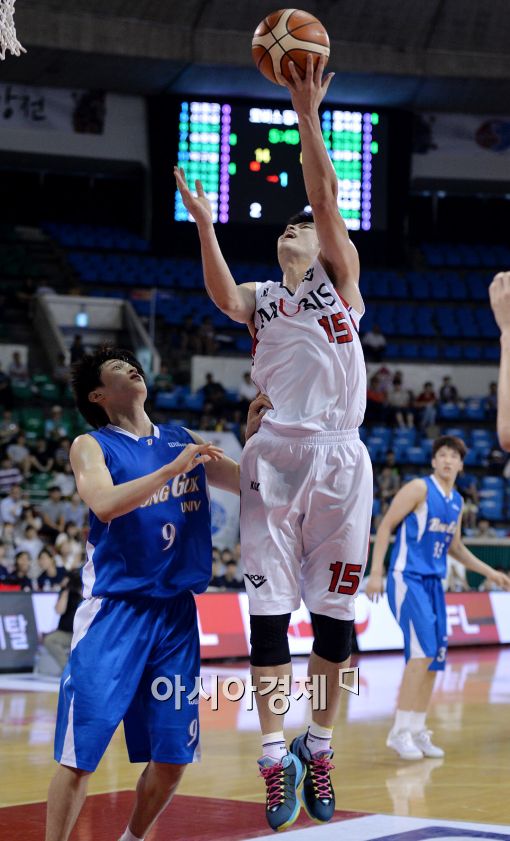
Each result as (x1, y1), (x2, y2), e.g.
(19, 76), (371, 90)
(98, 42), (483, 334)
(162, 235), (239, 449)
(251, 258), (366, 433)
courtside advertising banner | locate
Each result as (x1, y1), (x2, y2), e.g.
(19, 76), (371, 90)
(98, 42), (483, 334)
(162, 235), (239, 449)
(196, 593), (249, 659)
(0, 592), (38, 671)
(30, 591), (510, 663)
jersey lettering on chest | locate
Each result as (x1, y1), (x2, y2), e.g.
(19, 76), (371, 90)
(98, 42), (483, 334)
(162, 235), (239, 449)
(427, 484), (459, 537)
(256, 282), (337, 327)
(427, 517), (457, 535)
(139, 473), (201, 509)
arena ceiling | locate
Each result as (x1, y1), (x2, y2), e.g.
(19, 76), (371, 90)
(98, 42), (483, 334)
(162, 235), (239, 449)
(5, 0), (510, 113)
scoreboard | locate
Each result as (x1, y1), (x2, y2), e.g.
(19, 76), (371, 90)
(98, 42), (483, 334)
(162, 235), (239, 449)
(172, 99), (388, 231)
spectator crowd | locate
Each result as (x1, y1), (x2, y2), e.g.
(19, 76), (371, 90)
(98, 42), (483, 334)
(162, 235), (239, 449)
(0, 341), (506, 603)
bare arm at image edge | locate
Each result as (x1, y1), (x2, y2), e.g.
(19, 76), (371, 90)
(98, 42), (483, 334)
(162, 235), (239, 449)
(489, 271), (510, 450)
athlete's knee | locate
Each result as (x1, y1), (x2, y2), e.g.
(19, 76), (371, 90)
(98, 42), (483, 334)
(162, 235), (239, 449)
(250, 614), (291, 666)
(310, 613), (354, 663)
(57, 764), (92, 786)
(147, 761), (187, 785)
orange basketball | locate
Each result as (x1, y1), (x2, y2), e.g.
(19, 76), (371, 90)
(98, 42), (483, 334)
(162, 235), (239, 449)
(252, 8), (330, 86)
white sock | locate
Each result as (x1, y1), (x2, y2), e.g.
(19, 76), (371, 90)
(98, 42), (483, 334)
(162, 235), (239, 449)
(392, 709), (413, 733)
(305, 723), (333, 754)
(119, 828), (144, 841)
(409, 711), (427, 734)
(261, 731), (287, 761)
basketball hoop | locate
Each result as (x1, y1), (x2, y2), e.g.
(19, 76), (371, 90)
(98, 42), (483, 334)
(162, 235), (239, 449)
(0, 0), (26, 60)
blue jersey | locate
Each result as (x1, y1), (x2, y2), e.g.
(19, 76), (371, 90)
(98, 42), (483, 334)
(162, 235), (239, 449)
(389, 475), (463, 578)
(83, 424), (212, 600)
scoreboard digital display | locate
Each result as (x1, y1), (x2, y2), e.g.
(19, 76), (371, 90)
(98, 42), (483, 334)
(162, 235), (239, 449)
(172, 99), (389, 231)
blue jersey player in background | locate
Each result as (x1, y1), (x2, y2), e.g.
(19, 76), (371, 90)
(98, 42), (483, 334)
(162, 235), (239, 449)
(45, 346), (269, 841)
(366, 436), (510, 761)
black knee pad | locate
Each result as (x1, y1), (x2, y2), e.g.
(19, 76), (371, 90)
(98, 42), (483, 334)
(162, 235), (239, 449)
(310, 612), (354, 663)
(250, 614), (291, 666)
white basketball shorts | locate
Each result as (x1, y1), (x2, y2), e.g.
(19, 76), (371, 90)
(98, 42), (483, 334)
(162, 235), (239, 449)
(240, 427), (373, 620)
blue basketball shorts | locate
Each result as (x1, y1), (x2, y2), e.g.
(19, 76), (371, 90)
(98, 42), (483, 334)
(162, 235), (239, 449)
(54, 591), (200, 771)
(387, 571), (448, 671)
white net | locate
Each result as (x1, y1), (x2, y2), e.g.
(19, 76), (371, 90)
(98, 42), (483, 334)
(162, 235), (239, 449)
(0, 0), (25, 60)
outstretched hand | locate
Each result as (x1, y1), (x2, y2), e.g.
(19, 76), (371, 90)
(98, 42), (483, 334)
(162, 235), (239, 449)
(365, 573), (385, 603)
(169, 442), (224, 476)
(489, 271), (510, 334)
(276, 54), (334, 115)
(174, 166), (214, 227)
(492, 569), (510, 591)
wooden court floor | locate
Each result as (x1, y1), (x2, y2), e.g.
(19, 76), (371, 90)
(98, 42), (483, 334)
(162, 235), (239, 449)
(1, 646), (510, 836)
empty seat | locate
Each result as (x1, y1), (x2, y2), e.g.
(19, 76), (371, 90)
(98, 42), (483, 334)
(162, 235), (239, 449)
(406, 446), (428, 465)
(183, 393), (205, 411)
(371, 426), (392, 444)
(479, 499), (504, 520)
(438, 403), (461, 420)
(464, 399), (485, 420)
(481, 476), (504, 490)
(393, 429), (416, 446)
(155, 390), (183, 410)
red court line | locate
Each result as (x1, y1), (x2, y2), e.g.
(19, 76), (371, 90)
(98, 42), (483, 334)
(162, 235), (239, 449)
(0, 792), (367, 840)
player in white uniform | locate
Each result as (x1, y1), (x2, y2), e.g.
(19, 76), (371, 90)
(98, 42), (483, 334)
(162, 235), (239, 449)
(175, 55), (372, 831)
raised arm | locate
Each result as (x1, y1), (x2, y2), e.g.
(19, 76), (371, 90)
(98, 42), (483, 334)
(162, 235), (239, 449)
(70, 434), (223, 523)
(278, 55), (361, 310)
(174, 167), (256, 324)
(489, 271), (510, 450)
(365, 479), (427, 601)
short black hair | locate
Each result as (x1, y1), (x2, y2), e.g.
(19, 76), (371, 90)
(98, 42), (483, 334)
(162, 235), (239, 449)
(71, 346), (146, 429)
(286, 210), (314, 226)
(432, 435), (467, 460)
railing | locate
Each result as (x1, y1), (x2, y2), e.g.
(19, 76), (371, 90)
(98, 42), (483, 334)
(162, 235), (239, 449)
(33, 293), (160, 379)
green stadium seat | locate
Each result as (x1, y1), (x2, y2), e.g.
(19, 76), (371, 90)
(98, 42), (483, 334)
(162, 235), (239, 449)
(29, 472), (52, 488)
(27, 472), (53, 503)
(32, 374), (51, 387)
(12, 383), (32, 400)
(39, 382), (60, 401)
(20, 408), (45, 440)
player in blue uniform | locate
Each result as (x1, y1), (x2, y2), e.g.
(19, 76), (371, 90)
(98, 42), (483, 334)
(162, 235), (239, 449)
(366, 436), (510, 760)
(45, 347), (267, 841)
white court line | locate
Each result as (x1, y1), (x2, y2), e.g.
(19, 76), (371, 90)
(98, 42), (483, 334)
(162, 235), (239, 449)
(0, 673), (60, 692)
(244, 813), (510, 841)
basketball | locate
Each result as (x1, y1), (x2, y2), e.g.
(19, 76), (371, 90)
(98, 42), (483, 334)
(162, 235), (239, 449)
(252, 8), (330, 86)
